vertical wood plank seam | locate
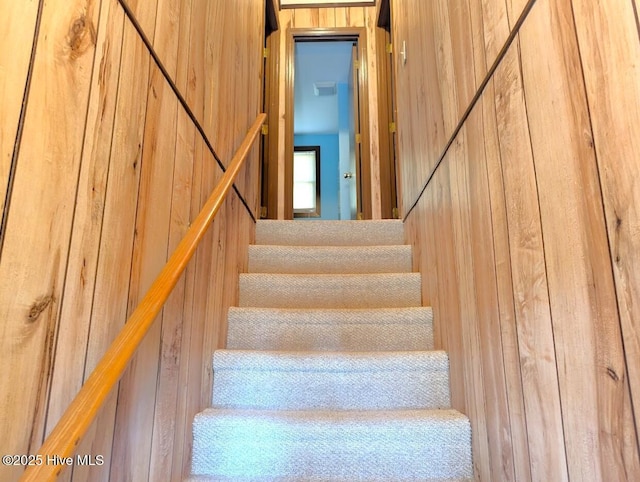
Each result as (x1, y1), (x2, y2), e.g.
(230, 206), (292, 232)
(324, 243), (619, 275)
(140, 10), (174, 478)
(402, 0), (538, 222)
(516, 29), (571, 479)
(78, 0), (127, 416)
(41, 0), (122, 452)
(154, 4), (196, 475)
(148, 83), (188, 480)
(117, 4), (163, 477)
(63, 6), (127, 479)
(106, 25), (161, 482)
(457, 4), (497, 479)
(568, 0), (640, 455)
(483, 93), (533, 482)
(63, 6), (127, 480)
(80, 0), (130, 397)
(117, 0), (257, 223)
(31, 0), (107, 457)
(0, 0), (45, 258)
(473, 6), (524, 478)
(632, 0), (640, 43)
(144, 84), (179, 482)
(164, 120), (197, 481)
(463, 0), (478, 91)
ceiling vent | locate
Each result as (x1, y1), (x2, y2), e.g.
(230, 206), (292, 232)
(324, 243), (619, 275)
(313, 81), (336, 96)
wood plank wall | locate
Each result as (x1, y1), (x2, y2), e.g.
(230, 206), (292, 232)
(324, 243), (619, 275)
(396, 0), (640, 480)
(0, 1), (264, 481)
(274, 5), (382, 218)
(0, 0), (40, 221)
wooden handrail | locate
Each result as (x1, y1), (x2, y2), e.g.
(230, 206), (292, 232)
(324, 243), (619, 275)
(21, 113), (267, 482)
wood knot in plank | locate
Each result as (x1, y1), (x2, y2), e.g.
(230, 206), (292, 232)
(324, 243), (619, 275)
(583, 130), (594, 149)
(67, 15), (96, 60)
(607, 366), (620, 382)
(27, 295), (54, 323)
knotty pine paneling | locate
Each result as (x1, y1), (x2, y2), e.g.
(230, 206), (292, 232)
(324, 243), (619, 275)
(273, 5), (382, 218)
(170, 134), (209, 481)
(111, 61), (179, 482)
(0, 0), (39, 220)
(71, 17), (151, 482)
(122, 0), (159, 39)
(148, 34), (195, 482)
(44, 3), (126, 482)
(123, 0), (264, 216)
(0, 1), (101, 480)
(153, 0), (182, 79)
(392, 0), (532, 214)
(185, 0), (206, 120)
(202, 0), (264, 215)
(479, 0), (511, 68)
(398, 0), (640, 479)
(464, 101), (518, 482)
(518, 0), (636, 478)
(481, 77), (532, 482)
(0, 1), (264, 481)
(505, 0), (532, 27)
(572, 0), (640, 458)
(174, 0), (192, 94)
(445, 129), (491, 482)
(492, 44), (568, 482)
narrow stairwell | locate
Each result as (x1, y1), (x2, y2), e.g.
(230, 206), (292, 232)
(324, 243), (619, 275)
(188, 220), (473, 481)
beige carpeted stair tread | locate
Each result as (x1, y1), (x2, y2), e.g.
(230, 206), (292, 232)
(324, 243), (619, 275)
(189, 221), (473, 481)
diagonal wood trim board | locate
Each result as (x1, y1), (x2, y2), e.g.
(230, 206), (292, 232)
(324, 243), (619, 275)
(402, 0), (537, 221)
(117, 0), (258, 222)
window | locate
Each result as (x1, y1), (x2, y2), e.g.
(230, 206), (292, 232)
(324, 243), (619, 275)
(293, 146), (321, 218)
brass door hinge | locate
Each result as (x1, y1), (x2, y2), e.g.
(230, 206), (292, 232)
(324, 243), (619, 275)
(392, 207), (400, 219)
(386, 43), (393, 54)
(355, 133), (361, 144)
(357, 212), (364, 220)
(263, 47), (269, 58)
(389, 122), (396, 133)
(261, 124), (269, 135)
(354, 59), (360, 69)
(260, 206), (268, 218)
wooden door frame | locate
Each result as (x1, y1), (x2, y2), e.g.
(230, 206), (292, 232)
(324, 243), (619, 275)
(284, 27), (372, 220)
(260, 0), (280, 219)
(375, 1), (400, 218)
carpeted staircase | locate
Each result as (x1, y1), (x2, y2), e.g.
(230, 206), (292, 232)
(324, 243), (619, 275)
(188, 220), (473, 481)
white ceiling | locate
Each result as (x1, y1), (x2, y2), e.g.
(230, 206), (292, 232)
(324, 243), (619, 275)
(294, 41), (354, 135)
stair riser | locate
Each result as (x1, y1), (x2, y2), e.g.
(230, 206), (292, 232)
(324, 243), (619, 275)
(212, 370), (450, 410)
(192, 410), (473, 479)
(190, 220), (473, 481)
(239, 273), (421, 309)
(255, 220), (405, 246)
(248, 245), (412, 274)
(212, 351), (450, 410)
(228, 323), (433, 351)
(227, 307), (434, 351)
